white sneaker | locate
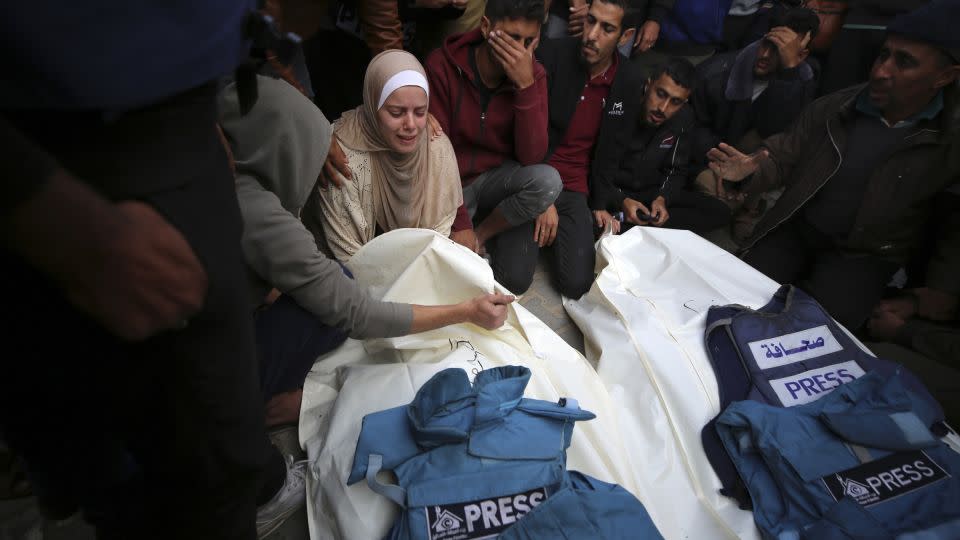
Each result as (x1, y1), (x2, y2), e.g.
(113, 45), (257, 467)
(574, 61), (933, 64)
(256, 456), (308, 538)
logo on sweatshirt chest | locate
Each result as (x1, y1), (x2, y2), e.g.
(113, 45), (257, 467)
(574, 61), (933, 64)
(659, 135), (676, 149)
(607, 101), (624, 116)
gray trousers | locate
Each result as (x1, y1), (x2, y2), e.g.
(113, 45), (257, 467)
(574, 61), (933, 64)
(463, 161), (562, 293)
(462, 161), (561, 227)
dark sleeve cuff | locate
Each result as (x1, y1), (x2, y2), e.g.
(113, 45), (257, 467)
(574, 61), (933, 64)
(0, 116), (58, 217)
(451, 202), (473, 231)
(776, 64), (807, 82)
(647, 5), (670, 24)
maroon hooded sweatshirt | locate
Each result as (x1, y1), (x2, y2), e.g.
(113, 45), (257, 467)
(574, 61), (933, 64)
(425, 29), (549, 231)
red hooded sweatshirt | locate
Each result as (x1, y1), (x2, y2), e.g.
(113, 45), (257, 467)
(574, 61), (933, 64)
(425, 29), (549, 231)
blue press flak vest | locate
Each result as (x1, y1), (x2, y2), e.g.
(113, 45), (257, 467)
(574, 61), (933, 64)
(347, 366), (663, 540)
(701, 285), (944, 507)
(716, 371), (960, 539)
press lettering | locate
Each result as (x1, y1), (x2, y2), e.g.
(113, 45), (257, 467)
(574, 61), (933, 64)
(480, 500), (500, 528)
(821, 451), (949, 507)
(513, 494), (530, 514)
(892, 467), (911, 486)
(902, 463), (923, 482)
(464, 505), (481, 532)
(800, 378), (819, 396)
(784, 371), (850, 400)
(878, 471), (898, 491)
(428, 487), (549, 540)
(785, 381), (803, 400)
(498, 497), (516, 525)
(837, 368), (856, 382)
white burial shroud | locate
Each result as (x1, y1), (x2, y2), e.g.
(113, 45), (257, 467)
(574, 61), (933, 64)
(298, 227), (769, 540)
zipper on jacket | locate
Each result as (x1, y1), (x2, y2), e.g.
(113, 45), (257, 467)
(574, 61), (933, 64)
(660, 129), (683, 196)
(745, 118), (844, 251)
(466, 108), (488, 178)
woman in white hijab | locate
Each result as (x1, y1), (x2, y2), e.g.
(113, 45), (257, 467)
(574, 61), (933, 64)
(315, 50), (463, 262)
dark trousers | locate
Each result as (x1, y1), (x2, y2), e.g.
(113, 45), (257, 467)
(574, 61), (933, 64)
(743, 219), (899, 330)
(0, 86), (272, 539)
(490, 191), (596, 299)
(256, 294), (349, 401)
(628, 188), (733, 235)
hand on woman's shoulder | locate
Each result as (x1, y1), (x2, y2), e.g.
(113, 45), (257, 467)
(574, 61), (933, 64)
(428, 132), (456, 160)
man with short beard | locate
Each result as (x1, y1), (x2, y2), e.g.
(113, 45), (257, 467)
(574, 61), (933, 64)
(707, 0), (960, 331)
(517, 0), (642, 298)
(597, 58), (733, 234)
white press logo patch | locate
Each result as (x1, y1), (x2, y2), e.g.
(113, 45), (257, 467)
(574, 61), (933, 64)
(821, 450), (950, 507)
(425, 487), (547, 540)
(768, 361), (865, 406)
(608, 101), (624, 116)
(748, 325), (844, 370)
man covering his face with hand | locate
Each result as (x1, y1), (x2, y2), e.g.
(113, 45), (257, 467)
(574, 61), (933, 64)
(425, 0), (563, 295)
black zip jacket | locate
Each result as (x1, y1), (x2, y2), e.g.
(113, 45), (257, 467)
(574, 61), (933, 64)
(536, 37), (648, 210)
(611, 105), (693, 207)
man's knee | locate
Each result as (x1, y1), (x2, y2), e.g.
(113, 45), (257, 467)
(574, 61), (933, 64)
(520, 164), (562, 211)
(526, 164), (563, 195)
(491, 242), (537, 295)
(554, 245), (595, 300)
(556, 274), (593, 300)
(494, 265), (535, 295)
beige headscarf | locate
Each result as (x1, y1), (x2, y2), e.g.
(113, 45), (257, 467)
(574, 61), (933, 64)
(334, 50), (461, 232)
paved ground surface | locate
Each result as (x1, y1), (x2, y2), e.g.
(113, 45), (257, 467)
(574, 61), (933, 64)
(0, 229), (738, 539)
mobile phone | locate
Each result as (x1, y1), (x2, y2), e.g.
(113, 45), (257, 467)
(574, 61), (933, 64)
(636, 209), (653, 221)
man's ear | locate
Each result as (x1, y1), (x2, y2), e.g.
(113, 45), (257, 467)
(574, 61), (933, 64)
(480, 16), (491, 40)
(619, 27), (637, 49)
(933, 64), (960, 90)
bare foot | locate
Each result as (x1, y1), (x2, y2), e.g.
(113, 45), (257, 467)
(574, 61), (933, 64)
(265, 388), (303, 427)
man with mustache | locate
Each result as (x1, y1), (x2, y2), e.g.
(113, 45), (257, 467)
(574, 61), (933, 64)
(594, 57), (733, 234)
(707, 0), (960, 331)
(506, 0), (641, 298)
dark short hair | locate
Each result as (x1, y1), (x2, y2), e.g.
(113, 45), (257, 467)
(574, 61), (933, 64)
(649, 57), (697, 90)
(484, 0), (545, 23)
(593, 0), (641, 34)
(771, 7), (821, 39)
